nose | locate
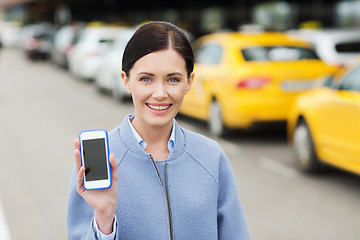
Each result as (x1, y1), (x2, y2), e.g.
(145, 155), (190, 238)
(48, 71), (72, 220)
(152, 82), (168, 99)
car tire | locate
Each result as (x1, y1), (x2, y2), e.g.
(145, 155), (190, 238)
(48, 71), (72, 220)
(112, 78), (126, 102)
(95, 78), (107, 94)
(208, 100), (228, 137)
(293, 120), (323, 172)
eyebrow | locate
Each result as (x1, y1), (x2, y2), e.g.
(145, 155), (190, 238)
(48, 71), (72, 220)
(137, 72), (183, 77)
(137, 72), (154, 76)
(167, 72), (183, 77)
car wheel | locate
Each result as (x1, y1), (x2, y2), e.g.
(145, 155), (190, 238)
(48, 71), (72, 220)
(208, 100), (228, 137)
(293, 120), (323, 172)
(95, 77), (107, 94)
(112, 78), (126, 102)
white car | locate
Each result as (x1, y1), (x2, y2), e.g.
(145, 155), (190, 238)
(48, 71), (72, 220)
(0, 21), (22, 47)
(67, 25), (121, 80)
(95, 27), (136, 101)
(288, 28), (360, 66)
(19, 23), (55, 60)
(50, 23), (84, 68)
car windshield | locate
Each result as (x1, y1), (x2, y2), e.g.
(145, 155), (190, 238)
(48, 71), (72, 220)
(335, 41), (360, 53)
(241, 46), (319, 61)
(338, 65), (360, 91)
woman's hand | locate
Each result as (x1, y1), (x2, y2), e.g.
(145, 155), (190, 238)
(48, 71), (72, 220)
(74, 139), (118, 235)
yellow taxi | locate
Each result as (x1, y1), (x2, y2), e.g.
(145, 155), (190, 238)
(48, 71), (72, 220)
(180, 32), (339, 137)
(287, 55), (360, 174)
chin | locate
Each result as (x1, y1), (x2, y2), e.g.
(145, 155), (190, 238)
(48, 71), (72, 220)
(146, 114), (175, 127)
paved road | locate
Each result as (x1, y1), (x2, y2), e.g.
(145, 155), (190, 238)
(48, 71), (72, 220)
(0, 48), (360, 240)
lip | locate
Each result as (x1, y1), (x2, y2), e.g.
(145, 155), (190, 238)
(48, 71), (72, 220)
(146, 103), (173, 115)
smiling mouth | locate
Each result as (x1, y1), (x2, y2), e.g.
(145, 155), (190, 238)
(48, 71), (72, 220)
(146, 104), (172, 110)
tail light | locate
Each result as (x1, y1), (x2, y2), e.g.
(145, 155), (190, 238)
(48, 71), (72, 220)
(237, 76), (270, 89)
(64, 45), (73, 56)
(27, 38), (38, 50)
(337, 64), (345, 69)
(85, 50), (99, 57)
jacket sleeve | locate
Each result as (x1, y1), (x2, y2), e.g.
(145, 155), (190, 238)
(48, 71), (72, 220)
(217, 152), (249, 240)
(66, 168), (104, 240)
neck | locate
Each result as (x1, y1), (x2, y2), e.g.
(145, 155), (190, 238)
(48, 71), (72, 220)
(131, 117), (173, 161)
(131, 117), (173, 147)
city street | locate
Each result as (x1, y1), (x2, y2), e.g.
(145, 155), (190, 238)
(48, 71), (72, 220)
(0, 48), (360, 240)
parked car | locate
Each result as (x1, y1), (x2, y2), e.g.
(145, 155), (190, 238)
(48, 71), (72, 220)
(288, 28), (360, 66)
(94, 27), (135, 101)
(50, 23), (84, 68)
(67, 24), (121, 80)
(21, 23), (55, 60)
(0, 21), (22, 47)
(179, 32), (340, 137)
(287, 55), (360, 174)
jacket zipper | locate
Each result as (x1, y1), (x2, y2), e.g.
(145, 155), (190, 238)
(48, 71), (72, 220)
(164, 162), (173, 240)
(149, 155), (173, 240)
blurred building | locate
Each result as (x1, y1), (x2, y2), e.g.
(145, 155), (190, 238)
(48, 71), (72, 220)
(0, 0), (64, 23)
(1, 0), (360, 37)
(0, 0), (34, 9)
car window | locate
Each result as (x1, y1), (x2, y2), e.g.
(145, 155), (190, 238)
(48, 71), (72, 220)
(194, 44), (223, 65)
(241, 46), (319, 61)
(72, 30), (82, 44)
(338, 65), (360, 91)
(114, 39), (128, 51)
(335, 41), (360, 53)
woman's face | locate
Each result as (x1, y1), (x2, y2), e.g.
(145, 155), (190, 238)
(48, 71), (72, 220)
(122, 49), (194, 130)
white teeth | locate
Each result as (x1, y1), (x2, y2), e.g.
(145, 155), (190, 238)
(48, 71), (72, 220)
(147, 104), (170, 110)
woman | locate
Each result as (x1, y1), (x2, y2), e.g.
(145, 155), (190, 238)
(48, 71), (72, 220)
(67, 21), (249, 240)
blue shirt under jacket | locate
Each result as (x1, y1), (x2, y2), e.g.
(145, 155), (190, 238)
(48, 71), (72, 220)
(66, 114), (249, 240)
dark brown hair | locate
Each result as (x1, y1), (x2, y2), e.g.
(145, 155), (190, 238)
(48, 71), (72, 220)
(122, 21), (194, 77)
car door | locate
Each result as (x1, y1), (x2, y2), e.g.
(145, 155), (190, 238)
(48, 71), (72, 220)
(181, 42), (223, 120)
(317, 65), (360, 169)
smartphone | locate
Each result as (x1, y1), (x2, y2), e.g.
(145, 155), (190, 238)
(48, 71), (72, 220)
(79, 129), (112, 190)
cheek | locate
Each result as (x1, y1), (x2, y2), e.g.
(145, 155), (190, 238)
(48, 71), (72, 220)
(169, 86), (188, 102)
(130, 84), (151, 101)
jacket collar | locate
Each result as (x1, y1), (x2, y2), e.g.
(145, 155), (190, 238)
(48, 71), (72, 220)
(118, 114), (185, 160)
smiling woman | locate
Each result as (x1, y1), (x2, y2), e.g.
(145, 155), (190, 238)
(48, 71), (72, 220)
(122, 49), (193, 134)
(67, 21), (249, 240)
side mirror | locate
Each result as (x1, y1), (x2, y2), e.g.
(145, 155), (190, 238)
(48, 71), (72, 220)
(99, 39), (114, 44)
(322, 75), (334, 88)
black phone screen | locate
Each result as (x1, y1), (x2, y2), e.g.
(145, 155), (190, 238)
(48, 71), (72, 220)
(82, 138), (108, 181)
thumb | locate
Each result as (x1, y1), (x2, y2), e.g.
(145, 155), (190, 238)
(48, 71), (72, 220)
(109, 154), (118, 181)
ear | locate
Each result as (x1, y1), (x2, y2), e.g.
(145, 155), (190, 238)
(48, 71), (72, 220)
(185, 72), (195, 95)
(121, 71), (132, 94)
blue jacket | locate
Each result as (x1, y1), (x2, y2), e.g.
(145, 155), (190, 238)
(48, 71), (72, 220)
(67, 115), (249, 239)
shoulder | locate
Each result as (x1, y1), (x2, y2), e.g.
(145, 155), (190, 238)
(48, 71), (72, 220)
(108, 124), (122, 147)
(180, 127), (236, 187)
(181, 127), (226, 169)
(108, 116), (131, 149)
(181, 127), (223, 154)
(108, 123), (129, 163)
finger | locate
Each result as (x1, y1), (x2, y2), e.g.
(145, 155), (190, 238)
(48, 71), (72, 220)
(109, 154), (118, 180)
(74, 138), (82, 171)
(76, 166), (86, 194)
(74, 139), (80, 150)
(74, 148), (81, 172)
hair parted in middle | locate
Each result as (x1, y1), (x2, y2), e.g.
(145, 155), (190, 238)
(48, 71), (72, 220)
(122, 21), (194, 77)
